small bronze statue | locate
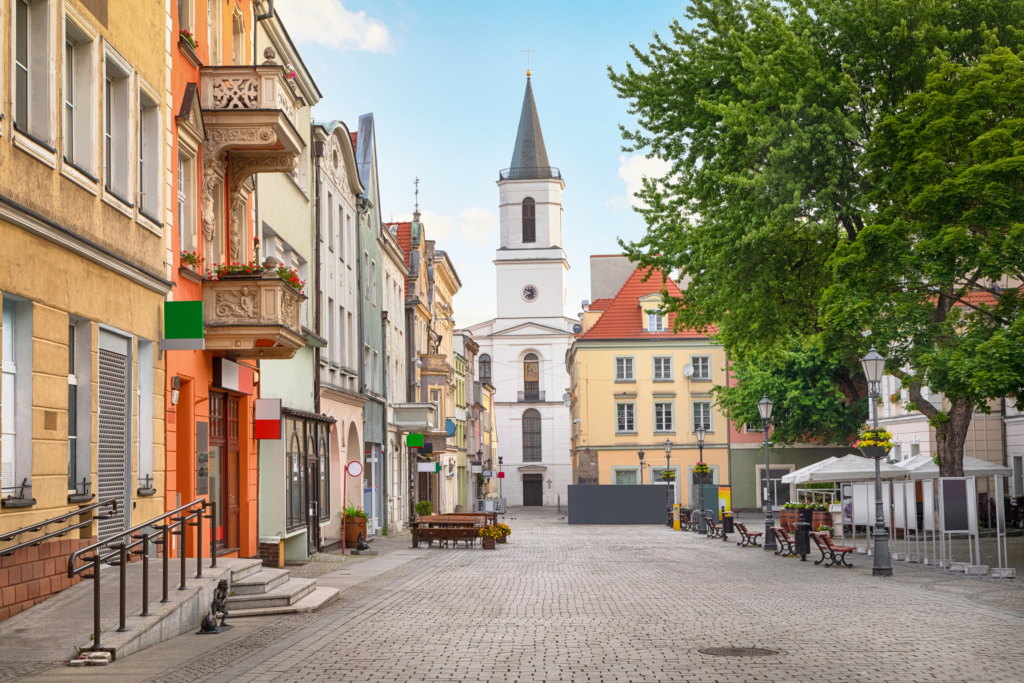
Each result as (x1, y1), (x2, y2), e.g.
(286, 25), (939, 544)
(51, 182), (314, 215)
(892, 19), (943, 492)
(199, 579), (230, 633)
(356, 532), (371, 551)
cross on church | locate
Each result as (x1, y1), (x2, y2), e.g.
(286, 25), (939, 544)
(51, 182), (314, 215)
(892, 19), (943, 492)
(522, 44), (536, 73)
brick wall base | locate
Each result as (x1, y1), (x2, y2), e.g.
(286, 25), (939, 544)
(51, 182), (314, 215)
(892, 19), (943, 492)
(0, 538), (95, 623)
(258, 540), (283, 568)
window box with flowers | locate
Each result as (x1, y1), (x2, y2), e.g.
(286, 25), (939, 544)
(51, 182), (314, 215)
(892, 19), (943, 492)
(180, 250), (204, 273)
(478, 525), (503, 549)
(201, 259), (307, 359)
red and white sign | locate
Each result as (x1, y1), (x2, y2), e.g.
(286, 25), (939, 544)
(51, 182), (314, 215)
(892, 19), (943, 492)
(346, 461), (363, 477)
(498, 472), (505, 479)
(254, 399), (282, 439)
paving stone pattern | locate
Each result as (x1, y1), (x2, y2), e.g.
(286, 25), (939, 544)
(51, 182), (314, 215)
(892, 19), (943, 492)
(14, 509), (1024, 682)
(230, 508), (1022, 683)
(286, 531), (414, 580)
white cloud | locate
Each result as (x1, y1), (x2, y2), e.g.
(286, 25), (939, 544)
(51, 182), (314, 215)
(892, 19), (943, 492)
(606, 154), (671, 210)
(458, 207), (498, 246)
(393, 210), (456, 241)
(275, 0), (393, 53)
(393, 207), (497, 246)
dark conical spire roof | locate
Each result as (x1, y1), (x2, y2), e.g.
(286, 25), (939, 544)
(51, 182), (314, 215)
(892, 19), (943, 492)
(510, 75), (550, 172)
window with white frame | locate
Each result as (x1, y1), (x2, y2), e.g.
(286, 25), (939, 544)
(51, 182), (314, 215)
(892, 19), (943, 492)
(655, 402), (674, 432)
(177, 0), (193, 32)
(327, 193), (334, 250)
(430, 389), (440, 428)
(67, 323), (77, 489)
(653, 356), (673, 380)
(138, 90), (160, 219)
(691, 355), (710, 380)
(615, 357), (634, 381)
(178, 155), (196, 252)
(745, 422), (764, 433)
(373, 350), (379, 393)
(647, 312), (664, 332)
(207, 0), (222, 65)
(64, 20), (94, 170)
(344, 214), (352, 262)
(15, 0), (52, 142)
(2, 305), (18, 491)
(364, 252), (370, 299)
(104, 56), (131, 202)
(616, 402), (636, 433)
(363, 345), (371, 390)
(327, 298), (335, 363)
(692, 402), (712, 432)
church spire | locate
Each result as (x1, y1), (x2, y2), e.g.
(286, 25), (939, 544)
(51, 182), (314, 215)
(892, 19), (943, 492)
(509, 74), (551, 177)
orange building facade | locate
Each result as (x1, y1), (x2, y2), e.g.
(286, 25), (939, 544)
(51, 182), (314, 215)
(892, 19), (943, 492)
(166, 1), (306, 559)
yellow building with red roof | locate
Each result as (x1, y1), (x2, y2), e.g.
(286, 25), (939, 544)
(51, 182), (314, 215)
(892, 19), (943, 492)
(566, 257), (730, 510)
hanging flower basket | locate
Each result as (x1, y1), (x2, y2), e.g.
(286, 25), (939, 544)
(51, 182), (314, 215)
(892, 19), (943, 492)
(855, 428), (893, 460)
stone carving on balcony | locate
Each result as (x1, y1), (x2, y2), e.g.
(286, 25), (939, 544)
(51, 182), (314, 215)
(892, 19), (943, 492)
(203, 274), (306, 359)
(215, 286), (259, 319)
(212, 76), (260, 110)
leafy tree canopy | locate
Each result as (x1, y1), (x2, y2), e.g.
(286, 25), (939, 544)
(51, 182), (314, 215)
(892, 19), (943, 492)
(609, 0), (1024, 473)
(714, 337), (868, 446)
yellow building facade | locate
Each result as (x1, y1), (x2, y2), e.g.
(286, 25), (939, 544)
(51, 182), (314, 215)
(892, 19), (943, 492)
(1, 0), (170, 620)
(567, 265), (728, 508)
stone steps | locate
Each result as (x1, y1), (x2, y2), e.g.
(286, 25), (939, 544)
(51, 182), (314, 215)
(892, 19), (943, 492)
(230, 567), (291, 595)
(229, 586), (339, 617)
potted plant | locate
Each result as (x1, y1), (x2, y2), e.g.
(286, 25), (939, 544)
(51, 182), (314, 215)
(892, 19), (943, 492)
(856, 427), (894, 460)
(794, 502), (814, 527)
(179, 29), (198, 50)
(341, 502), (368, 545)
(496, 523), (511, 543)
(780, 502), (795, 531)
(817, 525), (834, 539)
(180, 250), (204, 272)
(478, 525), (502, 549)
(414, 500), (433, 519)
(812, 502), (832, 530)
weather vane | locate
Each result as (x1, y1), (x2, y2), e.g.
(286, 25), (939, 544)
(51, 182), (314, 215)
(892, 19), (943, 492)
(522, 44), (535, 75)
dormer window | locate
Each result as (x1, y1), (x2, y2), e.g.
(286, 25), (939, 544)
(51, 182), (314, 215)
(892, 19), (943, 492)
(647, 313), (664, 332)
(522, 197), (536, 243)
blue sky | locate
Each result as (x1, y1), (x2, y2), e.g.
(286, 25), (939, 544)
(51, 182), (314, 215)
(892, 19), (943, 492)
(276, 0), (685, 326)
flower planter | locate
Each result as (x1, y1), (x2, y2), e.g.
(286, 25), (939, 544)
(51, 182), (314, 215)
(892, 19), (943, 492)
(860, 446), (891, 460)
(798, 509), (814, 527)
(498, 534), (508, 544)
(344, 517), (367, 545)
(780, 509), (797, 531)
(812, 510), (832, 531)
(482, 537), (496, 549)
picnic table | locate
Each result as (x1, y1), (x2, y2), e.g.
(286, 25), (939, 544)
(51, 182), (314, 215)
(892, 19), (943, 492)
(414, 514), (494, 548)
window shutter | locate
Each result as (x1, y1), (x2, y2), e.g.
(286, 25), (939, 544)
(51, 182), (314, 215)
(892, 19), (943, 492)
(97, 347), (130, 540)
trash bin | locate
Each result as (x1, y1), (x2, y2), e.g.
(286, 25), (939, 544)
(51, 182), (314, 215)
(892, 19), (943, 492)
(722, 510), (734, 534)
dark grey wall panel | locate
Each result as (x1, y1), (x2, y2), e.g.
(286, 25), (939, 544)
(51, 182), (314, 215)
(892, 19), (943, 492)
(568, 485), (667, 524)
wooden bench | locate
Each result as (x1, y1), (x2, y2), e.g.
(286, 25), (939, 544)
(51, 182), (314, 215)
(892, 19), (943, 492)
(680, 512), (696, 532)
(705, 517), (723, 539)
(735, 523), (762, 548)
(771, 527), (796, 556)
(810, 531), (855, 568)
(417, 523), (481, 549)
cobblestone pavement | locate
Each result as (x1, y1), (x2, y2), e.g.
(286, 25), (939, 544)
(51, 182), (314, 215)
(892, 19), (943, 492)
(286, 530), (415, 579)
(18, 509), (1024, 682)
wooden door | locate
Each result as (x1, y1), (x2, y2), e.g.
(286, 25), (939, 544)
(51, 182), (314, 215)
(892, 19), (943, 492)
(227, 396), (240, 550)
(523, 474), (543, 506)
(209, 392), (226, 551)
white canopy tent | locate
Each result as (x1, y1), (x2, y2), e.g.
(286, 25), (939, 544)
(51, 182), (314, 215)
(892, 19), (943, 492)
(781, 456), (840, 484)
(895, 453), (1011, 480)
(806, 454), (907, 483)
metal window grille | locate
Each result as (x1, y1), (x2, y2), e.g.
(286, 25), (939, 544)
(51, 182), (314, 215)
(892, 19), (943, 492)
(522, 409), (542, 461)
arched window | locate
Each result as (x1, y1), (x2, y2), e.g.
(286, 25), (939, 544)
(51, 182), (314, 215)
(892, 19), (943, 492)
(522, 409), (542, 462)
(523, 353), (539, 401)
(479, 354), (491, 383)
(522, 197), (536, 243)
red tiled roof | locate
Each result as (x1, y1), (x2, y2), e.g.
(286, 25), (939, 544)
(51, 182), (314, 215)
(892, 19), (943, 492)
(589, 298), (612, 311)
(350, 132), (358, 152)
(579, 266), (713, 340)
(958, 290), (998, 307)
(387, 221), (414, 296)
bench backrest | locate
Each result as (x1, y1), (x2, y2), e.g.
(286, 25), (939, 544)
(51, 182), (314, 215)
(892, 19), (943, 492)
(809, 532), (827, 549)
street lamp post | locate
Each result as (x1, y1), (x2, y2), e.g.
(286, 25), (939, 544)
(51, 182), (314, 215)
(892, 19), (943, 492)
(637, 449), (645, 486)
(664, 439), (673, 527)
(861, 345), (893, 577)
(758, 394), (777, 552)
(498, 456), (503, 501)
(695, 427), (707, 533)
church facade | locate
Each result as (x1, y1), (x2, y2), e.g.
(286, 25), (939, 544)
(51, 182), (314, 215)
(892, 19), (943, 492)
(468, 73), (575, 507)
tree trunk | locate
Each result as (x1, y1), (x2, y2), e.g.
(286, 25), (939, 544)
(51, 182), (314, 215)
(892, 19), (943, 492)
(906, 381), (971, 477)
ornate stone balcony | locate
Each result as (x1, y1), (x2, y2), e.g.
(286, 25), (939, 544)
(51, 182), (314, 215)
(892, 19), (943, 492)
(199, 64), (303, 156)
(202, 275), (306, 359)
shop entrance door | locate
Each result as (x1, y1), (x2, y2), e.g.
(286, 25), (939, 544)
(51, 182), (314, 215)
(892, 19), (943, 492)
(210, 392), (240, 553)
(306, 455), (319, 554)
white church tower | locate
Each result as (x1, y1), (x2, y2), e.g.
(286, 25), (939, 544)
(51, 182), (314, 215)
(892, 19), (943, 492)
(468, 71), (576, 507)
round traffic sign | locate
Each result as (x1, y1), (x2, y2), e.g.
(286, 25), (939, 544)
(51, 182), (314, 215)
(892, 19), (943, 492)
(346, 461), (363, 477)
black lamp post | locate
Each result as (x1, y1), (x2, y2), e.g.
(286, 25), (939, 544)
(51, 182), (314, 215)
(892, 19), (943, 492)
(637, 449), (645, 485)
(664, 439), (673, 527)
(758, 394), (777, 552)
(860, 345), (893, 577)
(695, 426), (707, 533)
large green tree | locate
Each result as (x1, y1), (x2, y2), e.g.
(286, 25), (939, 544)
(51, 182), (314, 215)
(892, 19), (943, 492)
(609, 0), (1024, 474)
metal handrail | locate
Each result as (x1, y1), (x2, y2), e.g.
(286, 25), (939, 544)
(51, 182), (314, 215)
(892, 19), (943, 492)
(0, 498), (117, 546)
(68, 498), (217, 652)
(498, 166), (562, 180)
